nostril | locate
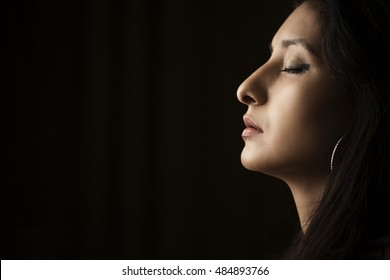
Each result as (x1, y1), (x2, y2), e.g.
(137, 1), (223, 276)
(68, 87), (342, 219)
(242, 95), (256, 105)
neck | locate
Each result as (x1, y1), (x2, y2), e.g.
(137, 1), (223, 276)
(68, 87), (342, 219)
(284, 175), (327, 233)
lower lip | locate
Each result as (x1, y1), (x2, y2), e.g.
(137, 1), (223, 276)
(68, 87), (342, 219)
(242, 128), (262, 137)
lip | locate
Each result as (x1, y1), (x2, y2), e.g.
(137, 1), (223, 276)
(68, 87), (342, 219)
(242, 115), (263, 137)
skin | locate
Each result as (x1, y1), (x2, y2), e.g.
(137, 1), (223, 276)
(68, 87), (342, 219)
(237, 3), (354, 231)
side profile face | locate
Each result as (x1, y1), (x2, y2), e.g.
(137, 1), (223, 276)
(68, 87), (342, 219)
(237, 2), (354, 182)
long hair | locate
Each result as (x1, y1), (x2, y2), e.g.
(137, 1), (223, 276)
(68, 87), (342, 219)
(287, 0), (390, 259)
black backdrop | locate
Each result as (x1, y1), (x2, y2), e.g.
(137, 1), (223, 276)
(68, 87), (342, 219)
(2, 0), (299, 259)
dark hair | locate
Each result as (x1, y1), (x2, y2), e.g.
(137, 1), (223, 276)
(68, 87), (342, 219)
(286, 0), (390, 259)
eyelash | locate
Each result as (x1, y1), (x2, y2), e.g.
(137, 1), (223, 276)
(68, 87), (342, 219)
(281, 64), (310, 74)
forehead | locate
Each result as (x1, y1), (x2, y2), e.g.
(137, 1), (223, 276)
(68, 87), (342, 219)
(271, 3), (321, 54)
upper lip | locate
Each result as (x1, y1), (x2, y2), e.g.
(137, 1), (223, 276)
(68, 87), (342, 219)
(243, 115), (263, 132)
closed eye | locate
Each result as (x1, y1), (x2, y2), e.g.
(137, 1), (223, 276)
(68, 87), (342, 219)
(281, 64), (310, 74)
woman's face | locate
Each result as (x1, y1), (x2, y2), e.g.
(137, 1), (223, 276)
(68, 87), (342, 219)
(237, 3), (354, 181)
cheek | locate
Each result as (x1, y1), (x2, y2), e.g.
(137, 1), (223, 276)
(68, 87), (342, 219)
(265, 82), (350, 170)
(270, 103), (327, 163)
(268, 105), (321, 167)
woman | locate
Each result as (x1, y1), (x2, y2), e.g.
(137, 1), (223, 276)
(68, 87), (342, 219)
(237, 0), (390, 259)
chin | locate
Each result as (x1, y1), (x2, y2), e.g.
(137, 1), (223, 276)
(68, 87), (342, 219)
(240, 150), (262, 172)
(240, 148), (283, 177)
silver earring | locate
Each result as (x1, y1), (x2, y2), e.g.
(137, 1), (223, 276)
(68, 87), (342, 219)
(330, 136), (345, 171)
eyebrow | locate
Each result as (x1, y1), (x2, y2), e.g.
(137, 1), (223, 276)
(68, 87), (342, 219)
(269, 38), (317, 56)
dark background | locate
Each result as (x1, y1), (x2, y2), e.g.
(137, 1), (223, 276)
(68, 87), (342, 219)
(2, 0), (299, 259)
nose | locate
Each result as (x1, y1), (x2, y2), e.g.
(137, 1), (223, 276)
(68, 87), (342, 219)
(236, 66), (268, 106)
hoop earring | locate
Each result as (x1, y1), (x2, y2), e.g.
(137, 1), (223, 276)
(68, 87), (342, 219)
(330, 135), (345, 171)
